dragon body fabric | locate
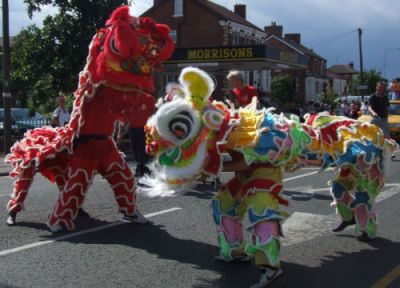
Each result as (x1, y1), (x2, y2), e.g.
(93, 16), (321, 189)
(5, 6), (174, 230)
(142, 67), (396, 268)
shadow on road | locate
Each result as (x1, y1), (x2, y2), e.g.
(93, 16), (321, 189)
(193, 237), (400, 288)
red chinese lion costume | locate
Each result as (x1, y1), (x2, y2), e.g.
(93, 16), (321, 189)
(5, 6), (174, 231)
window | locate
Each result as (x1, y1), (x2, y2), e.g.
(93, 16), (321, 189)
(232, 32), (240, 45)
(170, 30), (177, 43)
(174, 0), (183, 17)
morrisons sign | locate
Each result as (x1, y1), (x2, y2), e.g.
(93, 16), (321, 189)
(167, 46), (267, 63)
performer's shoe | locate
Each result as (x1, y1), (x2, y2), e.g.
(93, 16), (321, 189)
(356, 232), (371, 242)
(6, 212), (17, 226)
(250, 266), (284, 288)
(122, 209), (150, 224)
(214, 254), (253, 263)
(77, 208), (90, 218)
(48, 223), (65, 233)
(391, 154), (396, 160)
(331, 218), (356, 232)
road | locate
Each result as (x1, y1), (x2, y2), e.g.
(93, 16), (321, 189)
(0, 151), (399, 288)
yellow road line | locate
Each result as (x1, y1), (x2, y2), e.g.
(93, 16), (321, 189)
(370, 265), (400, 288)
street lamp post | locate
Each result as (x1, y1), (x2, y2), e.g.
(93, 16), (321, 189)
(2, 0), (12, 153)
(383, 48), (400, 80)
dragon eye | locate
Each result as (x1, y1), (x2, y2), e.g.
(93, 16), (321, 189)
(109, 36), (122, 55)
(168, 111), (194, 140)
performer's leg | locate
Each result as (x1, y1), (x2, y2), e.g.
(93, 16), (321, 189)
(6, 165), (36, 225)
(351, 171), (381, 239)
(130, 127), (149, 176)
(329, 169), (356, 232)
(212, 176), (246, 261)
(351, 192), (377, 240)
(245, 192), (284, 269)
(47, 157), (95, 231)
(244, 167), (286, 288)
(101, 148), (148, 223)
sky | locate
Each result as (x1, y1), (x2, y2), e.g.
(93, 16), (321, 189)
(6, 0), (400, 81)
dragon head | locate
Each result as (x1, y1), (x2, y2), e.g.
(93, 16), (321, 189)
(140, 67), (233, 196)
(85, 6), (175, 92)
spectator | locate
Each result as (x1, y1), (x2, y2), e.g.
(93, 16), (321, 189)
(361, 101), (369, 115)
(51, 95), (70, 127)
(368, 82), (395, 159)
(226, 70), (259, 109)
(120, 94), (156, 179)
(343, 102), (350, 117)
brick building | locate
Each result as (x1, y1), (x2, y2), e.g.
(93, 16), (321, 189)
(265, 22), (327, 102)
(143, 0), (307, 100)
(328, 62), (359, 95)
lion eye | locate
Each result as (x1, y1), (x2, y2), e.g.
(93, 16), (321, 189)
(109, 36), (122, 55)
(168, 111), (194, 140)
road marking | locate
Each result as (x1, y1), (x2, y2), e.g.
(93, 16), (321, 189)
(376, 186), (400, 203)
(0, 207), (182, 257)
(370, 264), (400, 288)
(0, 194), (9, 198)
(283, 171), (319, 182)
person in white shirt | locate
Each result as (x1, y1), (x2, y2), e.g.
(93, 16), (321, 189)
(52, 95), (70, 127)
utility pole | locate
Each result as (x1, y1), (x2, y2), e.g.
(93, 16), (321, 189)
(2, 0), (12, 153)
(358, 28), (365, 97)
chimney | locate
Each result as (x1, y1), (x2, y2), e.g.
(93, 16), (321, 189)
(349, 62), (354, 69)
(154, 0), (163, 6)
(284, 33), (301, 44)
(264, 21), (283, 38)
(234, 4), (246, 19)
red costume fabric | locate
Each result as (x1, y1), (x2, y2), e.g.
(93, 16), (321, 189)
(231, 86), (259, 106)
(5, 6), (174, 230)
(126, 94), (156, 128)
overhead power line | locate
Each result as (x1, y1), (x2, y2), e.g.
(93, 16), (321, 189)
(309, 29), (357, 48)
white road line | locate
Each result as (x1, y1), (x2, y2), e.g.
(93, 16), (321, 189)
(0, 194), (9, 198)
(283, 171), (319, 182)
(0, 207), (182, 257)
(300, 167), (320, 170)
(376, 186), (400, 203)
(283, 186), (400, 246)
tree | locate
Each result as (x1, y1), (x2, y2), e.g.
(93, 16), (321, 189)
(11, 0), (130, 114)
(350, 69), (386, 95)
(270, 74), (295, 104)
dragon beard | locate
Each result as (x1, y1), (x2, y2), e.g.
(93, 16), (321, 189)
(136, 141), (208, 197)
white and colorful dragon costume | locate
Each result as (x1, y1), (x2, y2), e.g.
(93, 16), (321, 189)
(5, 6), (174, 231)
(141, 67), (396, 270)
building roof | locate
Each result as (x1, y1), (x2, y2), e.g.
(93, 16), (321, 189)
(327, 70), (347, 80)
(197, 0), (263, 31)
(286, 39), (326, 61)
(265, 34), (326, 61)
(144, 0), (263, 32)
(328, 64), (359, 74)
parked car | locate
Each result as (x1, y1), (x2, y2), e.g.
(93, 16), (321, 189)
(0, 109), (20, 136)
(0, 108), (50, 136)
(358, 100), (400, 141)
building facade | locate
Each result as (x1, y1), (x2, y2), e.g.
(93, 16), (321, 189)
(143, 0), (308, 100)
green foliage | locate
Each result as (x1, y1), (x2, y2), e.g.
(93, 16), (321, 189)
(11, 0), (130, 113)
(350, 69), (385, 95)
(271, 74), (295, 104)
